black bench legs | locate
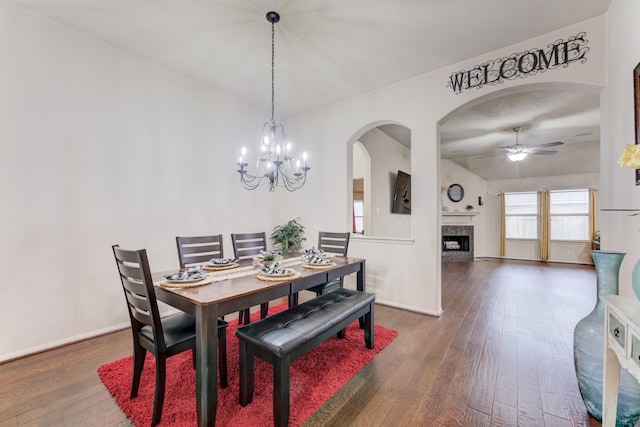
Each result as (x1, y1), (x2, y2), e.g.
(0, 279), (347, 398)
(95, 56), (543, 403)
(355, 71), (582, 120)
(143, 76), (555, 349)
(239, 343), (297, 426)
(237, 288), (375, 427)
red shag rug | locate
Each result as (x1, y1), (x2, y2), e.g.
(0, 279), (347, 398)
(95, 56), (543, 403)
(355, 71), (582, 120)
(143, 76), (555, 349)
(98, 302), (398, 426)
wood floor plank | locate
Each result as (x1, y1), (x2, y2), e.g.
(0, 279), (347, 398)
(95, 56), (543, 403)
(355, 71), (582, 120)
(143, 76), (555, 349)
(494, 334), (518, 407)
(518, 377), (545, 426)
(465, 407), (492, 427)
(491, 401), (518, 427)
(535, 339), (573, 420)
(409, 359), (460, 426)
(0, 418), (17, 427)
(565, 395), (602, 427)
(469, 337), (501, 415)
(544, 412), (576, 427)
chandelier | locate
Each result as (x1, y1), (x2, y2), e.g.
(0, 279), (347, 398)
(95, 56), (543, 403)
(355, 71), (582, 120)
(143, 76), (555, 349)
(237, 11), (310, 192)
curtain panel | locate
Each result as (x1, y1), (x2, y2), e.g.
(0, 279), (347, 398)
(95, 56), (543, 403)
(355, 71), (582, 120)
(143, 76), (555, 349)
(589, 188), (597, 250)
(499, 193), (506, 257)
(539, 190), (550, 260)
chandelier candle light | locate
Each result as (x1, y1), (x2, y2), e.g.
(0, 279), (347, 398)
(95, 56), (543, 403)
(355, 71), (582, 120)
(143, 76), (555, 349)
(237, 11), (310, 192)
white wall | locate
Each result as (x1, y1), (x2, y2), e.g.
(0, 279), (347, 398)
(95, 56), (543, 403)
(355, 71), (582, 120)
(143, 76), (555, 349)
(0, 3), (278, 360)
(601, 0), (640, 298)
(358, 128), (411, 239)
(441, 159), (487, 214)
(440, 159), (490, 257)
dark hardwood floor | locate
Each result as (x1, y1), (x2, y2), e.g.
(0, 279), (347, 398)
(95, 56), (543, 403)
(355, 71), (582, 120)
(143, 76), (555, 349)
(0, 258), (602, 426)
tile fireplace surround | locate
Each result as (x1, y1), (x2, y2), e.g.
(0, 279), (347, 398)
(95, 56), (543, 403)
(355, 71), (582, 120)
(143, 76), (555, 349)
(442, 225), (474, 260)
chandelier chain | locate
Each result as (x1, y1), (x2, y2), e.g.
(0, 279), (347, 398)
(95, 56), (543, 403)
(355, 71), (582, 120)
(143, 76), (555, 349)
(236, 11), (310, 192)
(271, 19), (275, 124)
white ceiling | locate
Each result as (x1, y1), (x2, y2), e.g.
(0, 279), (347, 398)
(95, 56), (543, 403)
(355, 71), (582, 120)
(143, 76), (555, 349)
(9, 0), (610, 181)
(440, 90), (601, 181)
(9, 0), (611, 117)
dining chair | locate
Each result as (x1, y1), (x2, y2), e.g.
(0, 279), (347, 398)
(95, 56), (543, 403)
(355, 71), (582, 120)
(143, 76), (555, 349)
(112, 245), (228, 427)
(308, 231), (351, 296)
(175, 234), (248, 324)
(231, 232), (270, 324)
(175, 234), (224, 267)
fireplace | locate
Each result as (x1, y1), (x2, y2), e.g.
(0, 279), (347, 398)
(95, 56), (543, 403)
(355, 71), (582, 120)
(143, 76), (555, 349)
(441, 225), (474, 260)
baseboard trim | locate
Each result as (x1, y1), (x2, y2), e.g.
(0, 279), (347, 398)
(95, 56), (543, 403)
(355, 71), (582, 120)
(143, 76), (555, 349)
(375, 299), (442, 317)
(0, 322), (131, 364)
(476, 256), (593, 266)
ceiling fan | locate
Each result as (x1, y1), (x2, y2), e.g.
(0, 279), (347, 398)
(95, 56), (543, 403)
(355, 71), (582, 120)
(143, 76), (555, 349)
(476, 127), (564, 162)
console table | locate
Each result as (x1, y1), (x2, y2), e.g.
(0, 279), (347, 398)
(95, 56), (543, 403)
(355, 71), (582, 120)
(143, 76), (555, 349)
(601, 295), (640, 426)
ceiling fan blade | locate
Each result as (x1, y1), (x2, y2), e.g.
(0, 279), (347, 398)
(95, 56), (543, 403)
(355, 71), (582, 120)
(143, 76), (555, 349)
(472, 152), (506, 159)
(530, 141), (564, 148)
(528, 150), (559, 155)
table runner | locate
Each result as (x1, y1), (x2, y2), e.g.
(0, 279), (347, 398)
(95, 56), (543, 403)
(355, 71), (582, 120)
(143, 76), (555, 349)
(206, 256), (304, 282)
(158, 257), (306, 287)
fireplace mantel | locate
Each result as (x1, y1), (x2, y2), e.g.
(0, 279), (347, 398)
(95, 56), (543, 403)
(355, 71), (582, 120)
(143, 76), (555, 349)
(441, 211), (479, 225)
(441, 211), (479, 216)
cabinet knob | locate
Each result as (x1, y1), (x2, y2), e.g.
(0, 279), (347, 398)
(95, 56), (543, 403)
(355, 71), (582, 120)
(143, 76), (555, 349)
(614, 327), (620, 338)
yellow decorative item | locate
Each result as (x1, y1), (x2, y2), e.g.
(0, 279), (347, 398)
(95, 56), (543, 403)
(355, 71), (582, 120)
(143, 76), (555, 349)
(617, 144), (640, 169)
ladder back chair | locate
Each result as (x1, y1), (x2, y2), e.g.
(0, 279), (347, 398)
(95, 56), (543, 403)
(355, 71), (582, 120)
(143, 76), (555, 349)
(309, 231), (351, 296)
(112, 245), (228, 426)
(175, 234), (224, 267)
(230, 232), (270, 324)
(176, 234), (247, 325)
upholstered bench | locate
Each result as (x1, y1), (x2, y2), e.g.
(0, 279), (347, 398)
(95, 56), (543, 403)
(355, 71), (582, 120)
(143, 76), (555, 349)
(236, 287), (375, 427)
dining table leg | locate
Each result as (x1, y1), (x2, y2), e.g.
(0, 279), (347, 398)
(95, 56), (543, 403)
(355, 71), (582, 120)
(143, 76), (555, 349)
(195, 304), (219, 427)
(288, 292), (299, 307)
(357, 261), (366, 328)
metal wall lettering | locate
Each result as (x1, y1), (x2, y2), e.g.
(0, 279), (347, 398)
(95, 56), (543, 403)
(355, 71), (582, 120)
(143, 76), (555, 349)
(447, 32), (589, 94)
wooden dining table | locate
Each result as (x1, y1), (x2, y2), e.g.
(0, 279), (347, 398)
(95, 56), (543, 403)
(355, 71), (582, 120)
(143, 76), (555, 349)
(153, 256), (366, 427)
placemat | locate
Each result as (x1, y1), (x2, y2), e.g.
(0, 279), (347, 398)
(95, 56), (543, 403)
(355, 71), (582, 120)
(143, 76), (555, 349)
(159, 276), (215, 288)
(302, 262), (336, 269)
(203, 262), (240, 271)
(256, 271), (302, 281)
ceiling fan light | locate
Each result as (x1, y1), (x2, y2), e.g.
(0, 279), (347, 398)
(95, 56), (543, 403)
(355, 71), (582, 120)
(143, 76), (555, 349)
(508, 152), (527, 162)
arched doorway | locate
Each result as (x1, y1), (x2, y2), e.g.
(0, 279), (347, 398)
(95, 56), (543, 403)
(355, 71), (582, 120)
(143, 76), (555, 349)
(438, 82), (602, 262)
(347, 122), (411, 239)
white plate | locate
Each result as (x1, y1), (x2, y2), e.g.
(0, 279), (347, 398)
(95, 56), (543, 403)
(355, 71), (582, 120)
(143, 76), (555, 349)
(262, 268), (295, 277)
(160, 276), (214, 288)
(165, 274), (208, 283)
(209, 258), (233, 265)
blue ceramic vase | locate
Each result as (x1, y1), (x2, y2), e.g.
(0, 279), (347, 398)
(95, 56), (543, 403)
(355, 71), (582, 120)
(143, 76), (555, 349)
(632, 259), (640, 301)
(573, 250), (640, 426)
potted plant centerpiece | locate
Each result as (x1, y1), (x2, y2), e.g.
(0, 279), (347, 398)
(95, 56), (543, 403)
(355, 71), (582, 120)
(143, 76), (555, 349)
(261, 252), (275, 266)
(271, 218), (306, 255)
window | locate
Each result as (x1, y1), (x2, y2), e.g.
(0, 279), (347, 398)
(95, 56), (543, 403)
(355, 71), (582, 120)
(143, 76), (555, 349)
(504, 192), (538, 239)
(353, 200), (364, 234)
(353, 178), (364, 234)
(550, 189), (589, 241)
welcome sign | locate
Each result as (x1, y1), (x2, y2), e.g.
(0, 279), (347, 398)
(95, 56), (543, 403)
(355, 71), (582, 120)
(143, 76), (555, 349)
(447, 32), (589, 94)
